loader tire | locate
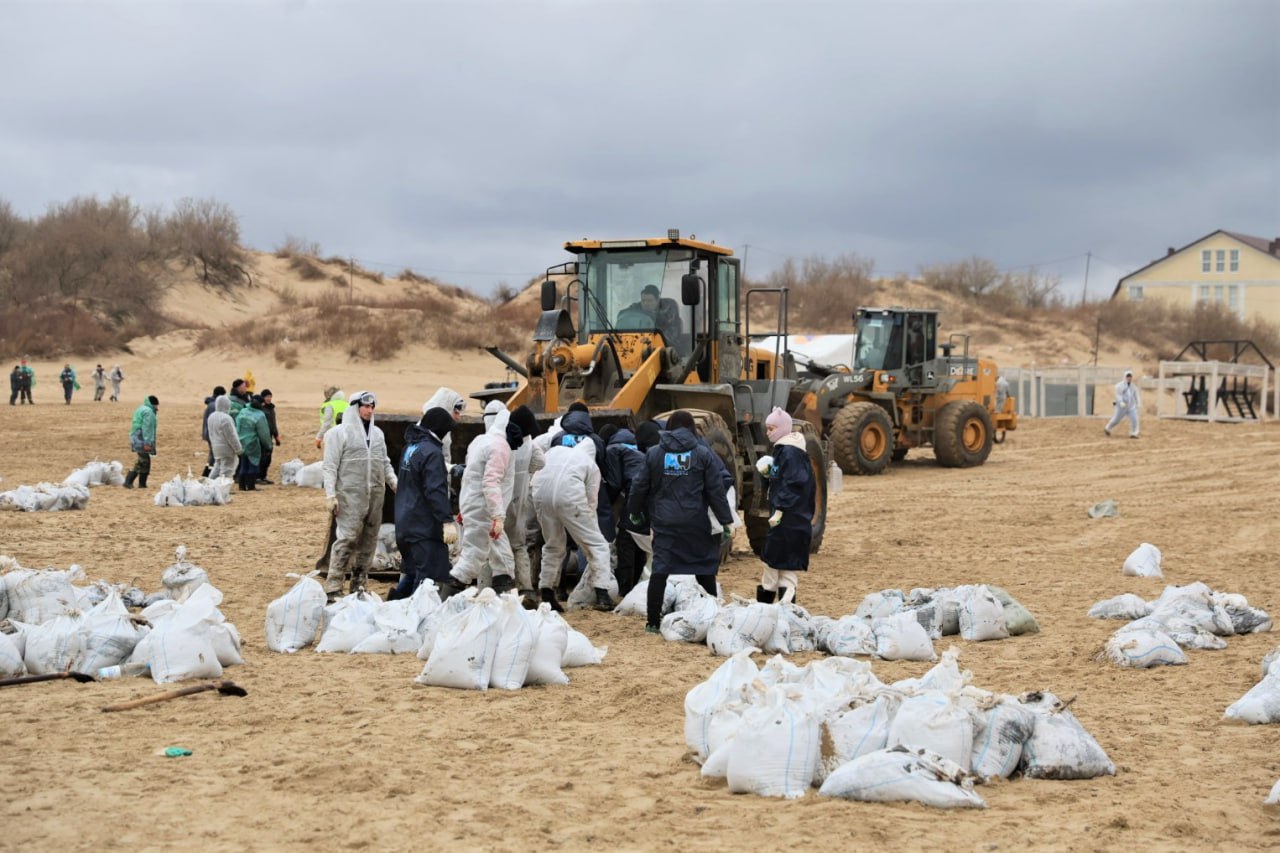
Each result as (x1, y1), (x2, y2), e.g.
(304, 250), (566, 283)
(830, 402), (894, 475)
(934, 400), (994, 468)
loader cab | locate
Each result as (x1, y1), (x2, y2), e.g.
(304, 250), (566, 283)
(854, 308), (938, 377)
(559, 233), (741, 383)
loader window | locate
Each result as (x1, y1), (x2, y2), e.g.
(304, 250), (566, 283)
(581, 249), (700, 355)
(854, 315), (892, 370)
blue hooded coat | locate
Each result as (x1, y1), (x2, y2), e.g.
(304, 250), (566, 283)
(762, 441), (815, 571)
(394, 422), (453, 542)
(628, 426), (734, 576)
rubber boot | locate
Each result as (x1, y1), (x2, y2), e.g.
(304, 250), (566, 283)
(756, 585), (775, 604)
(592, 587), (613, 612)
(437, 576), (467, 600)
(350, 569), (367, 594)
(518, 589), (538, 611)
(123, 471), (137, 489)
(138, 473), (148, 489)
(540, 587), (564, 613)
(491, 574), (516, 595)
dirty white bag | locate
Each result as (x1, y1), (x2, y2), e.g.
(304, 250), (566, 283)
(887, 691), (974, 768)
(818, 694), (897, 782)
(279, 458), (305, 486)
(265, 575), (328, 653)
(1105, 628), (1186, 668)
(73, 590), (142, 674)
(613, 580), (651, 617)
(707, 603), (778, 657)
(873, 611), (936, 662)
(660, 592), (719, 643)
(161, 546), (209, 601)
(24, 613), (85, 674)
(685, 650), (760, 762)
(725, 686), (820, 798)
(316, 592), (381, 653)
(1223, 673), (1280, 724)
(1262, 647), (1280, 681)
(294, 460), (325, 488)
(417, 593), (501, 690)
(985, 586), (1039, 636)
(855, 589), (906, 620)
(142, 593), (224, 683)
(1018, 691), (1115, 779)
(1266, 779), (1280, 806)
(524, 604), (569, 686)
(958, 585), (1009, 642)
(1088, 593), (1153, 620)
(562, 627), (607, 667)
(2, 562), (83, 625)
(351, 599), (422, 655)
(818, 746), (986, 809)
(1122, 543), (1162, 577)
(970, 699), (1036, 780)
(488, 594), (539, 689)
(0, 630), (24, 677)
(824, 615), (876, 657)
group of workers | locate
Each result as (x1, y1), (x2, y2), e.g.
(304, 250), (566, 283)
(7, 359), (125, 405)
(316, 387), (817, 633)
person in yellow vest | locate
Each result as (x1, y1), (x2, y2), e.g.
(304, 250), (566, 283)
(243, 369), (256, 393)
(316, 387), (348, 448)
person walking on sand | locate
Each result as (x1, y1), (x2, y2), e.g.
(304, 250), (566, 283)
(58, 363), (79, 404)
(1105, 370), (1141, 439)
(322, 391), (397, 600)
(123, 395), (159, 489)
(17, 358), (34, 404)
(108, 365), (124, 402)
(8, 365), (19, 406)
(753, 408), (815, 605)
(92, 364), (107, 402)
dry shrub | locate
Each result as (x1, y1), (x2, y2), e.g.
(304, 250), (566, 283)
(1095, 299), (1280, 362)
(762, 254), (875, 332)
(399, 268), (433, 285)
(0, 301), (125, 357)
(288, 254), (327, 281)
(274, 341), (300, 369)
(276, 235), (321, 259)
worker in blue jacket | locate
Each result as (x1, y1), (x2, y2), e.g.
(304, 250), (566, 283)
(754, 408), (815, 604)
(389, 407), (459, 599)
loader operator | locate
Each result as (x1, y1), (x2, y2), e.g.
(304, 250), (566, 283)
(621, 284), (683, 351)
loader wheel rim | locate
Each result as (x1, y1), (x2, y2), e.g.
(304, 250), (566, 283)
(859, 422), (888, 459)
(961, 417), (987, 453)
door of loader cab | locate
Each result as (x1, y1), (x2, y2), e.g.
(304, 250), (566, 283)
(712, 257), (743, 383)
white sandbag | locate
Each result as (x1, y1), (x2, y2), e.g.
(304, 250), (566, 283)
(613, 580), (651, 617)
(524, 604), (569, 686)
(818, 746), (986, 809)
(1213, 594), (1273, 635)
(1122, 542), (1162, 577)
(707, 602), (778, 657)
(1104, 629), (1187, 668)
(73, 590), (142, 674)
(279, 458), (305, 486)
(1223, 673), (1280, 724)
(970, 699), (1036, 780)
(416, 588), (475, 660)
(914, 646), (971, 694)
(0, 573), (7, 622)
(416, 591), (501, 690)
(143, 589), (225, 683)
(562, 627), (606, 667)
(161, 546), (209, 601)
(294, 460), (325, 488)
(63, 459), (125, 488)
(985, 585), (1040, 636)
(1266, 779), (1280, 806)
(1262, 647), (1280, 680)
(660, 592), (719, 643)
(685, 650), (760, 762)
(887, 691), (974, 768)
(2, 562), (84, 625)
(210, 621), (244, 666)
(0, 630), (24, 677)
(818, 694), (897, 782)
(488, 594), (540, 689)
(725, 686), (820, 798)
(0, 482), (90, 512)
(350, 596), (422, 654)
(154, 475), (232, 507)
(24, 613), (85, 674)
(958, 585), (1009, 642)
(265, 575), (328, 653)
(566, 565), (619, 611)
(823, 615), (876, 657)
(1088, 593), (1153, 620)
(777, 603), (817, 653)
(933, 586), (966, 636)
(316, 592), (381, 653)
(855, 589), (906, 620)
(1018, 691), (1115, 779)
(873, 611), (936, 662)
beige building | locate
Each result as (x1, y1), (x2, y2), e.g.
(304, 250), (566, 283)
(1111, 230), (1280, 326)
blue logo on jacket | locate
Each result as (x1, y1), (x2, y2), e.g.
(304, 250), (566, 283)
(663, 451), (692, 476)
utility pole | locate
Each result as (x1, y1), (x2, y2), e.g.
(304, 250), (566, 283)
(349, 256), (354, 305)
(1080, 251), (1092, 306)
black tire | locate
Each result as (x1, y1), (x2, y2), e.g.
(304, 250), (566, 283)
(830, 402), (894, 475)
(934, 400), (994, 468)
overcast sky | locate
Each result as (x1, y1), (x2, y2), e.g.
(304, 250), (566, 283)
(2, 0), (1276, 303)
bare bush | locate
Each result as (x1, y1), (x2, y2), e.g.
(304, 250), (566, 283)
(289, 255), (327, 281)
(165, 197), (248, 287)
(763, 253), (875, 332)
(276, 235), (322, 259)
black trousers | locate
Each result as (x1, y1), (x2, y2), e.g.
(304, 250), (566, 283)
(647, 572), (715, 629)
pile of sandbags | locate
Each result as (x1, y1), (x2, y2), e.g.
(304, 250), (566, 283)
(278, 459), (305, 486)
(128, 582), (243, 682)
(1089, 582), (1272, 669)
(1224, 645), (1280, 724)
(154, 474), (233, 507)
(0, 482), (90, 512)
(63, 460), (126, 488)
(687, 646), (1114, 807)
(290, 461), (324, 489)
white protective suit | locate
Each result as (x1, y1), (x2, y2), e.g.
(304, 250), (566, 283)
(532, 439), (612, 592)
(206, 395), (242, 479)
(322, 397), (398, 594)
(1105, 373), (1141, 437)
(423, 387), (465, 474)
(450, 402), (517, 585)
(499, 434), (545, 591)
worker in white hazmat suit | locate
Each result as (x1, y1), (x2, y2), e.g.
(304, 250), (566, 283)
(422, 386), (466, 476)
(322, 390), (398, 599)
(1104, 370), (1141, 439)
(500, 405), (545, 598)
(532, 438), (614, 612)
(206, 394), (242, 480)
(443, 401), (524, 596)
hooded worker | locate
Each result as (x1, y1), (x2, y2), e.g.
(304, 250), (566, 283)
(443, 400), (523, 596)
(322, 390), (398, 599)
(422, 387), (466, 478)
(1104, 370), (1141, 439)
(547, 404), (614, 544)
(316, 388), (347, 447)
(235, 394), (272, 491)
(123, 395), (159, 489)
(389, 406), (458, 599)
(628, 409), (734, 633)
(206, 395), (242, 480)
(605, 426), (647, 597)
(108, 365), (123, 402)
(532, 437), (613, 612)
(754, 407), (815, 604)
(504, 404), (545, 598)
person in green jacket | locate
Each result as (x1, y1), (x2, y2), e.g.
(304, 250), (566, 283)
(124, 396), (159, 489)
(59, 363), (79, 404)
(234, 393), (272, 491)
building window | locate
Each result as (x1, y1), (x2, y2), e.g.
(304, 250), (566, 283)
(1199, 284), (1210, 303)
(1216, 249), (1225, 272)
(1214, 284), (1225, 304)
(1128, 284), (1144, 301)
(1228, 285), (1238, 310)
(1230, 249), (1239, 272)
(1202, 250), (1211, 272)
